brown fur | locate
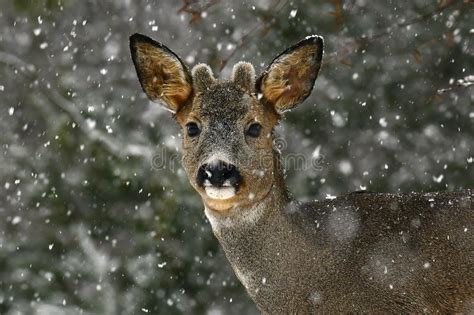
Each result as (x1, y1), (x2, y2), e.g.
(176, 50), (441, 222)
(232, 61), (256, 94)
(178, 81), (278, 213)
(215, 189), (473, 314)
(130, 34), (473, 313)
(130, 36), (192, 112)
(191, 63), (216, 93)
(258, 37), (323, 112)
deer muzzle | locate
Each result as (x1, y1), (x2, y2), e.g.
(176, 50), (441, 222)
(196, 160), (242, 200)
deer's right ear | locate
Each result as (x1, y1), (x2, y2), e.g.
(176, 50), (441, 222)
(257, 35), (323, 113)
(130, 33), (192, 113)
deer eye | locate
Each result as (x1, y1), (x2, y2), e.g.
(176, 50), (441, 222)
(246, 123), (262, 138)
(186, 122), (200, 137)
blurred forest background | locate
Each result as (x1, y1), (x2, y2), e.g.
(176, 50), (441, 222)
(0, 0), (472, 314)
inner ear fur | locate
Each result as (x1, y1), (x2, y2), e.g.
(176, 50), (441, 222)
(130, 33), (192, 113)
(257, 35), (324, 113)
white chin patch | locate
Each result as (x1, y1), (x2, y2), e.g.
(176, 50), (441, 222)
(205, 186), (236, 200)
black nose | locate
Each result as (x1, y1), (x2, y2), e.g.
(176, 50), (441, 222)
(197, 161), (242, 188)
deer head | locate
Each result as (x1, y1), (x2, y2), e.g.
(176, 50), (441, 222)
(130, 33), (323, 214)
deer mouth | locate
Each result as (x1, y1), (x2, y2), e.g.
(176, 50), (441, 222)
(203, 178), (238, 199)
(204, 186), (236, 200)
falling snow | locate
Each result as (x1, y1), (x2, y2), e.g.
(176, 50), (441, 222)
(0, 1), (472, 314)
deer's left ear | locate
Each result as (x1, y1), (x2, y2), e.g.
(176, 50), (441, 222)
(130, 33), (192, 113)
(256, 35), (323, 113)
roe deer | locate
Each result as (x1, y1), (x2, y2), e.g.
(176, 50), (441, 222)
(130, 33), (473, 313)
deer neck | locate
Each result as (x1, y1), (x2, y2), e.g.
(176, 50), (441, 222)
(203, 152), (309, 298)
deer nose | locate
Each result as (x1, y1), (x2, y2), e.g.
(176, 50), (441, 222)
(197, 161), (242, 188)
